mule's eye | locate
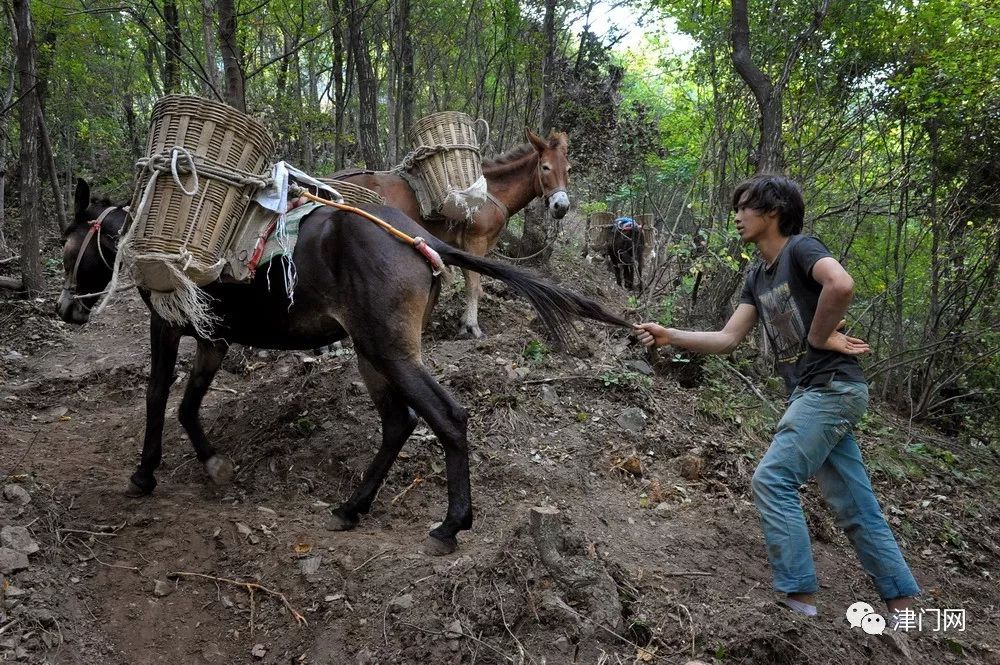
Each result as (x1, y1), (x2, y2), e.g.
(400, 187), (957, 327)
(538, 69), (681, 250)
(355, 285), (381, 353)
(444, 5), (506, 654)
(541, 164), (552, 172)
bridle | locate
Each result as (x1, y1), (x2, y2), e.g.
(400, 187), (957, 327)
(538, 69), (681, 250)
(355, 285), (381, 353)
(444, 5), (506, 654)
(67, 206), (124, 307)
(536, 158), (567, 208)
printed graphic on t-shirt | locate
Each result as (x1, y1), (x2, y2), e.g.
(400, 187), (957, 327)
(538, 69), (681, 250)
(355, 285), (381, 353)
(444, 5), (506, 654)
(756, 281), (806, 363)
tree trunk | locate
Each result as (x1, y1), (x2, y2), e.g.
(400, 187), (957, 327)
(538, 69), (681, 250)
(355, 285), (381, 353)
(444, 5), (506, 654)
(200, 0), (222, 98)
(540, 0), (557, 133)
(516, 201), (553, 265)
(123, 95), (142, 159)
(36, 103), (67, 232)
(144, 39), (164, 98)
(163, 0), (182, 93)
(328, 0), (346, 168)
(217, 0), (245, 111)
(13, 0), (43, 295)
(730, 0), (830, 174)
(0, 167), (7, 254)
(345, 0), (381, 169)
(385, 0), (400, 163)
(399, 16), (414, 151)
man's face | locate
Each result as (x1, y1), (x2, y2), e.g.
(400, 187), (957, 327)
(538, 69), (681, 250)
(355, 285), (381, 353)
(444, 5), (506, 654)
(734, 195), (779, 244)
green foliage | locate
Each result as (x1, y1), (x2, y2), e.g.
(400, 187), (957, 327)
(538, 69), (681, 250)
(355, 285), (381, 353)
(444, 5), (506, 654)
(579, 201), (608, 217)
(522, 339), (550, 363)
(696, 356), (779, 437)
(599, 369), (652, 391)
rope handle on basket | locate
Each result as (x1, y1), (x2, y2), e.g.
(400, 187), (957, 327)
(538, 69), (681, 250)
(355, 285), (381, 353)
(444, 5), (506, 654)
(295, 189), (445, 276)
(170, 147), (199, 196)
(474, 118), (490, 148)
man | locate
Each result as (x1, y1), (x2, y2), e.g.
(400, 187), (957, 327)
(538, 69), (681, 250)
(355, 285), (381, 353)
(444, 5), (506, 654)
(634, 175), (919, 617)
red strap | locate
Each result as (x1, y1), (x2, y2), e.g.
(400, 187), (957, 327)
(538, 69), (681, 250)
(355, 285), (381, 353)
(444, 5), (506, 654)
(246, 218), (279, 276)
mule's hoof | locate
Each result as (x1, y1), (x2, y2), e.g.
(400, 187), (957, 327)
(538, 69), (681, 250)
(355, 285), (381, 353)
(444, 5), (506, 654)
(422, 535), (458, 556)
(124, 480), (152, 498)
(328, 511), (358, 532)
(459, 325), (485, 339)
(205, 455), (234, 485)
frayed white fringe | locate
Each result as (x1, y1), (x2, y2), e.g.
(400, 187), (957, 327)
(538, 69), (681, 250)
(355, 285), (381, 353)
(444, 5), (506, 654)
(439, 175), (487, 220)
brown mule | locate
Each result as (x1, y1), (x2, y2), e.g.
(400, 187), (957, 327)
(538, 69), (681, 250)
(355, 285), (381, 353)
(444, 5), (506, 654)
(57, 180), (627, 554)
(334, 129), (571, 339)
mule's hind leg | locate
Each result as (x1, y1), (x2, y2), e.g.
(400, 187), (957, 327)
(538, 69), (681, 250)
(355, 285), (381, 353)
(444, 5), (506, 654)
(459, 234), (490, 338)
(330, 353), (418, 531)
(377, 358), (471, 555)
(127, 317), (182, 496)
(178, 339), (232, 485)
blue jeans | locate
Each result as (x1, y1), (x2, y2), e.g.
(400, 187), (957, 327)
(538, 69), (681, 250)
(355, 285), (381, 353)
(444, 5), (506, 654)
(751, 380), (920, 600)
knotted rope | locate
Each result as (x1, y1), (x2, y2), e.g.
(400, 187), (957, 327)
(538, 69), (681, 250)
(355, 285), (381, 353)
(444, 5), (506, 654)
(391, 143), (481, 174)
(135, 147), (272, 191)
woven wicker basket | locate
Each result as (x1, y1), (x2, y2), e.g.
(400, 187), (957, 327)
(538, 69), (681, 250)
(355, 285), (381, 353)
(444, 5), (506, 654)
(586, 212), (615, 253)
(409, 112), (483, 218)
(316, 178), (386, 207)
(130, 95), (275, 289)
(635, 214), (656, 263)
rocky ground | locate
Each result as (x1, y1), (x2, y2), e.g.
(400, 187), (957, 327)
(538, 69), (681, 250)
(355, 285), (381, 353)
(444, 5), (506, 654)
(0, 227), (999, 664)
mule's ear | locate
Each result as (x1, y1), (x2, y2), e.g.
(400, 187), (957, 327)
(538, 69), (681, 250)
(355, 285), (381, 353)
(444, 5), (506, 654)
(74, 179), (91, 218)
(524, 128), (547, 153)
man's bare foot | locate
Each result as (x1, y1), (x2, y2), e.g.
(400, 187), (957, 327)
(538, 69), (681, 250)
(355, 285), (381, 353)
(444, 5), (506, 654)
(779, 593), (817, 617)
(886, 596), (915, 613)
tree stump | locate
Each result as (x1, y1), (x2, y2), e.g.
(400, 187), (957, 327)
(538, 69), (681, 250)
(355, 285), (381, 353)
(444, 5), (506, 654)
(528, 506), (623, 642)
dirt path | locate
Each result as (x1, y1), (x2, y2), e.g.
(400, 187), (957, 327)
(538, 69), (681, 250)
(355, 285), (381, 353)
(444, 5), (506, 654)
(2, 262), (999, 664)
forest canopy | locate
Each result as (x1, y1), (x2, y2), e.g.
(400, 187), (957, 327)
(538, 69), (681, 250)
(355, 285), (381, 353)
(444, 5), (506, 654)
(1, 0), (997, 437)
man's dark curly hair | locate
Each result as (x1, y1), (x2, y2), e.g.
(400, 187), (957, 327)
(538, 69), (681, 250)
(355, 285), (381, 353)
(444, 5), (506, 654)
(732, 174), (805, 236)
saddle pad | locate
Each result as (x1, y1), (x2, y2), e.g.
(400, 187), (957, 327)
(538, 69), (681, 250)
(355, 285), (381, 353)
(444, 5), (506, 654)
(258, 202), (323, 268)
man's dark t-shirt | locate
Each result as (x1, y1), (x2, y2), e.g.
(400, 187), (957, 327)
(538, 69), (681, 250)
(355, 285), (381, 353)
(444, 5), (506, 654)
(739, 235), (866, 394)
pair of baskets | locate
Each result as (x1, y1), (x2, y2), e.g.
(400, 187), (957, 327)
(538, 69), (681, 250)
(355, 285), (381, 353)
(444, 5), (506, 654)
(586, 212), (656, 260)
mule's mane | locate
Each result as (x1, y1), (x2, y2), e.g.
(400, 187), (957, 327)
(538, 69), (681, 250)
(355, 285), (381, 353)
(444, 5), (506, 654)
(483, 143), (535, 167)
(482, 132), (568, 172)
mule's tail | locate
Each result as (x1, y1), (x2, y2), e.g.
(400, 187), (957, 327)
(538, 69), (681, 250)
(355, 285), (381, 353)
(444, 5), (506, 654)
(426, 237), (631, 346)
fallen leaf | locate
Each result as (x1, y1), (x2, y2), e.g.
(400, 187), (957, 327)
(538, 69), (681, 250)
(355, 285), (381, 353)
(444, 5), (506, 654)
(293, 542), (312, 555)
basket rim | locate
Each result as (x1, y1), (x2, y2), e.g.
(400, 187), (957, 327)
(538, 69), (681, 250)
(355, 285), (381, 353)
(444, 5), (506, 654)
(151, 94), (275, 155)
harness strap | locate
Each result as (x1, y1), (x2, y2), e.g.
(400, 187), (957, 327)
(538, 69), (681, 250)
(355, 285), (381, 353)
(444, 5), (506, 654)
(71, 206), (119, 292)
(486, 192), (509, 220)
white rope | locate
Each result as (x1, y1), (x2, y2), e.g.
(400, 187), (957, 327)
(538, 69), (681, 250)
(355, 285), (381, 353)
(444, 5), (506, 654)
(170, 147), (200, 195)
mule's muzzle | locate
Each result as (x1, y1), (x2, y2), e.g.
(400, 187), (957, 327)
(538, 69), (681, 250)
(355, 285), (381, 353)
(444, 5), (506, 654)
(548, 190), (570, 219)
(56, 287), (91, 325)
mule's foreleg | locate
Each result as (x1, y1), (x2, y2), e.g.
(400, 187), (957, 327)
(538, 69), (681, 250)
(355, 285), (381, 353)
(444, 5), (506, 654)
(613, 262), (624, 287)
(379, 359), (471, 555)
(330, 354), (418, 531)
(178, 339), (232, 485)
(127, 318), (182, 496)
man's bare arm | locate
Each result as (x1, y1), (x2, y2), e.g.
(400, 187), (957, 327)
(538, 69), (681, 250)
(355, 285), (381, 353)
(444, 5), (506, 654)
(808, 257), (870, 355)
(634, 303), (758, 354)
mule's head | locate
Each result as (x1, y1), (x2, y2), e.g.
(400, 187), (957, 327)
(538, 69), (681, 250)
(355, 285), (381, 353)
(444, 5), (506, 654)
(525, 129), (571, 219)
(56, 179), (127, 324)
